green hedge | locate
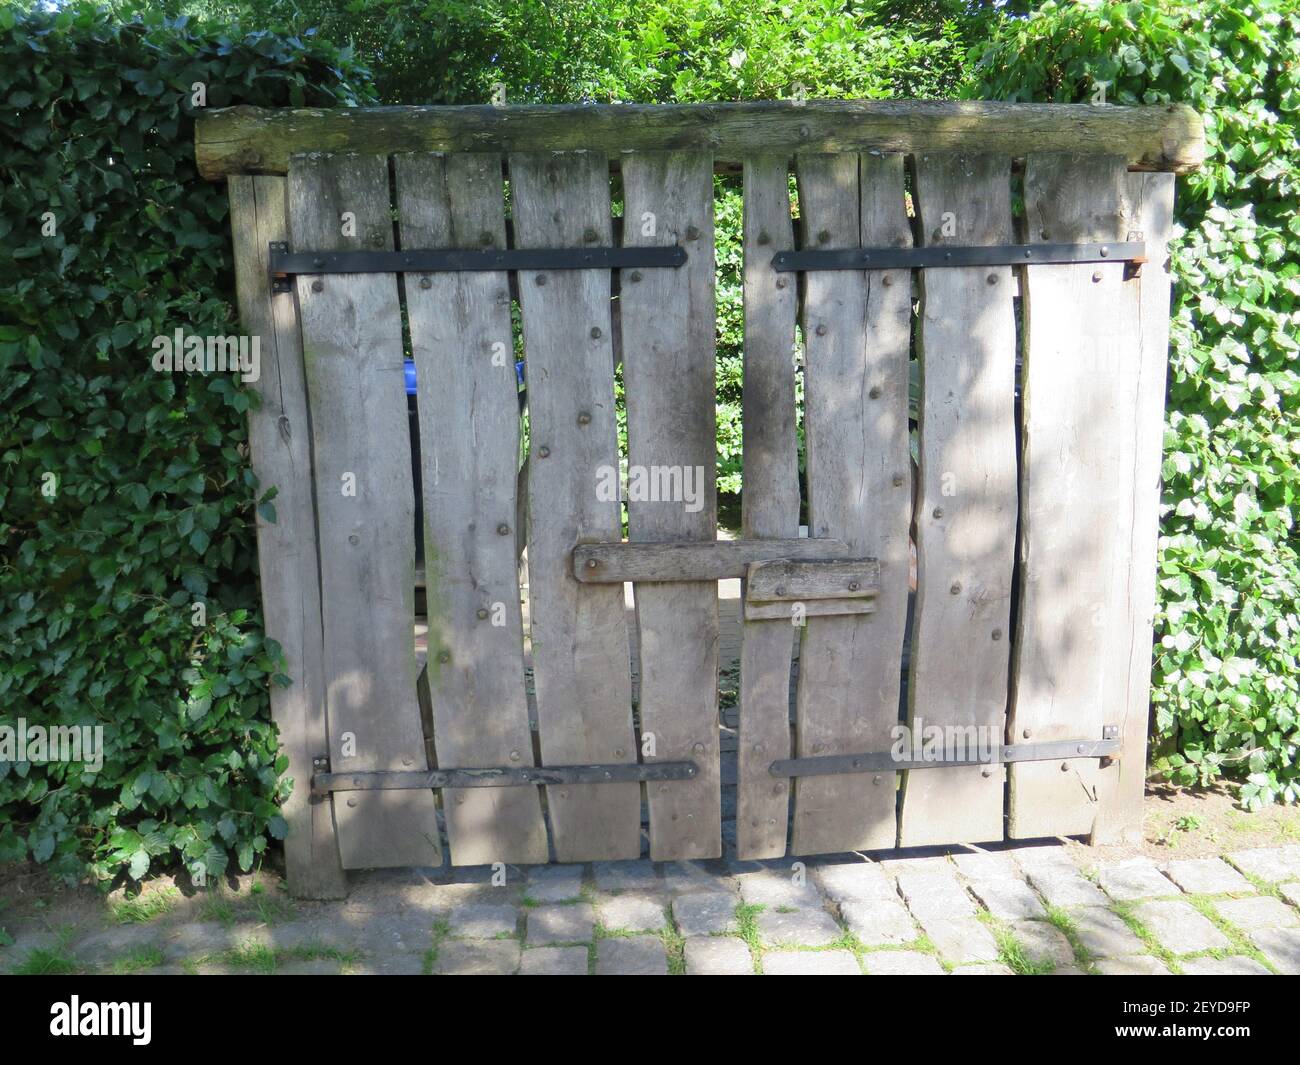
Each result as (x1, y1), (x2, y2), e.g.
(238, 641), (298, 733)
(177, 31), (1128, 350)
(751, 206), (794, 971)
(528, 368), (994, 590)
(0, 2), (372, 883)
(971, 0), (1300, 807)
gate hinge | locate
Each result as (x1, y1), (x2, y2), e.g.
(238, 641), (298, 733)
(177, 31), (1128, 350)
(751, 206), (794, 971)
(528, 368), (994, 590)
(773, 241), (1146, 273)
(269, 241), (686, 294)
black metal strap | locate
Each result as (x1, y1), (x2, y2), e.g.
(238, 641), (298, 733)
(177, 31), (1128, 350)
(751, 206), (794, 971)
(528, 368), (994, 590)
(311, 760), (698, 799)
(269, 241), (686, 292)
(771, 729), (1120, 778)
(772, 241), (1145, 272)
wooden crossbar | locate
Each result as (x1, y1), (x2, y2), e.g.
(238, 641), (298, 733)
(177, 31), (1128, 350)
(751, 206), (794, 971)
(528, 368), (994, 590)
(195, 100), (1204, 180)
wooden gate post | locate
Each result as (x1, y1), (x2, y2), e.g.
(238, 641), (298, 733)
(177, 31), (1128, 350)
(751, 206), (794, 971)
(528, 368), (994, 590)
(228, 176), (346, 899)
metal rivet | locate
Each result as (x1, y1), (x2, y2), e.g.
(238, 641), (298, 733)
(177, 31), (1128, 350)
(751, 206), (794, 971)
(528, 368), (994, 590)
(537, 446), (550, 458)
(629, 270), (642, 282)
(1023, 728), (1032, 739)
(693, 742), (705, 754)
(992, 629), (1003, 641)
(582, 226), (598, 244)
(892, 474), (905, 487)
(686, 225), (701, 241)
(848, 582), (859, 592)
(312, 256), (324, 268)
(774, 586), (786, 596)
(1039, 230), (1050, 241)
(497, 523), (510, 536)
(419, 275), (432, 289)
(882, 274), (893, 287)
(535, 274), (547, 286)
(1099, 246), (1110, 257)
(477, 607), (489, 620)
(310, 279), (324, 293)
(1076, 745), (1087, 755)
(348, 534), (359, 545)
(346, 798), (357, 808)
(815, 324), (827, 336)
(817, 229), (830, 245)
(1092, 270), (1103, 283)
(577, 411), (591, 425)
(932, 507), (944, 519)
(950, 582), (962, 595)
(869, 386), (881, 399)
(752, 743), (764, 755)
(615, 747), (625, 758)
(773, 782), (785, 793)
(590, 326), (602, 339)
(982, 767), (993, 778)
(1060, 762), (1070, 772)
(987, 273), (998, 285)
(586, 558), (598, 569)
(758, 231), (771, 245)
(872, 775), (882, 785)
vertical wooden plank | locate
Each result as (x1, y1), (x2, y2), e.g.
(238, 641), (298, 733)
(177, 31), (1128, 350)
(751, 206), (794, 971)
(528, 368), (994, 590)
(510, 152), (641, 861)
(395, 153), (549, 865)
(1092, 172), (1176, 844)
(288, 155), (441, 868)
(735, 156), (798, 859)
(1009, 153), (1135, 839)
(228, 176), (346, 899)
(620, 152), (720, 861)
(899, 154), (1018, 846)
(789, 153), (910, 854)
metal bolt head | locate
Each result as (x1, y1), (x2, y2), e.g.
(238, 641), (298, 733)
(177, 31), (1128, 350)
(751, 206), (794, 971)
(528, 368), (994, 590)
(775, 277), (788, 289)
(987, 273), (998, 285)
(1092, 270), (1103, 283)
(310, 279), (324, 293)
(615, 747), (625, 758)
(419, 275), (432, 289)
(629, 270), (642, 282)
(815, 324), (827, 336)
(817, 229), (831, 245)
(346, 798), (357, 808)
(869, 386), (881, 399)
(1099, 245), (1110, 257)
(537, 445), (550, 458)
(348, 534), (359, 545)
(892, 473), (905, 487)
(692, 742), (705, 754)
(992, 629), (1003, 641)
(882, 274), (893, 287)
(757, 231), (771, 245)
(577, 411), (591, 425)
(1022, 728), (1032, 739)
(312, 256), (325, 268)
(497, 522), (510, 536)
(479, 231), (494, 246)
(950, 581), (962, 595)
(774, 586), (786, 597)
(685, 224), (700, 241)
(872, 775), (882, 785)
(438, 650), (450, 664)
(848, 581), (860, 592)
(582, 226), (598, 244)
(586, 558), (598, 569)
(932, 507), (944, 519)
(1060, 762), (1070, 772)
(590, 326), (602, 339)
(535, 273), (547, 286)
(477, 607), (489, 620)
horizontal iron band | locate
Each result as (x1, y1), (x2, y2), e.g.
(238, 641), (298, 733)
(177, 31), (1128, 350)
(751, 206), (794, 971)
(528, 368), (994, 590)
(770, 737), (1121, 778)
(772, 241), (1145, 272)
(270, 243), (686, 278)
(312, 760), (698, 798)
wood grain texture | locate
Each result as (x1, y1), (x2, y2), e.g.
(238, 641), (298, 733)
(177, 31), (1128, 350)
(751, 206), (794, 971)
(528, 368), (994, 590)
(289, 154), (441, 868)
(620, 152), (720, 860)
(196, 102), (1205, 179)
(395, 153), (548, 865)
(746, 558), (880, 602)
(510, 152), (641, 860)
(789, 153), (912, 854)
(228, 175), (346, 899)
(1091, 172), (1176, 844)
(736, 156), (800, 859)
(574, 537), (849, 581)
(1008, 153), (1136, 840)
(899, 153), (1018, 847)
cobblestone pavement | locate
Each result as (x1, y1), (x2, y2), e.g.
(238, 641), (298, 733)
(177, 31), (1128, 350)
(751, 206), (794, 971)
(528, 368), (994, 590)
(5, 842), (1300, 975)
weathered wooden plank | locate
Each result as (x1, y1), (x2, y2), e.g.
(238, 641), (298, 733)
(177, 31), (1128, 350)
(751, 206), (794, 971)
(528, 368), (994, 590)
(510, 152), (641, 861)
(744, 599), (877, 622)
(1008, 153), (1137, 840)
(573, 537), (849, 582)
(620, 151), (720, 860)
(1096, 173), (1177, 844)
(735, 155), (800, 859)
(228, 176), (346, 899)
(394, 152), (549, 865)
(288, 155), (441, 869)
(899, 154), (1019, 847)
(746, 559), (880, 602)
(789, 153), (912, 854)
(196, 102), (1205, 180)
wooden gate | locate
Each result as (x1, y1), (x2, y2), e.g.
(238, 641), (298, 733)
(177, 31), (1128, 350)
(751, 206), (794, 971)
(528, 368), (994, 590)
(201, 102), (1203, 898)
